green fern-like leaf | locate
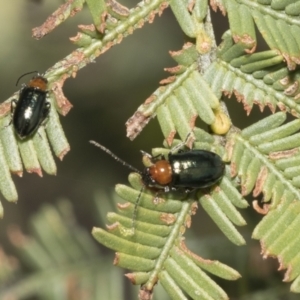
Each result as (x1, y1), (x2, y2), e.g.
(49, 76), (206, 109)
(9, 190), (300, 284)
(93, 199), (238, 299)
(225, 111), (300, 292)
(92, 148), (247, 297)
(5, 0), (300, 297)
(0, 199), (130, 300)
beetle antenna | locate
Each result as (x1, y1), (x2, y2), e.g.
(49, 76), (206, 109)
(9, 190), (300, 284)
(90, 140), (141, 174)
(16, 71), (39, 86)
(131, 185), (145, 233)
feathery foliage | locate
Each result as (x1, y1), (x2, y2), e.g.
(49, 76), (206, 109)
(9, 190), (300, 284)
(2, 0), (300, 299)
(0, 199), (131, 300)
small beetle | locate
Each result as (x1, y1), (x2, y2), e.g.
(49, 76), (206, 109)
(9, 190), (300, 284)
(141, 149), (225, 193)
(90, 137), (225, 231)
(11, 72), (51, 139)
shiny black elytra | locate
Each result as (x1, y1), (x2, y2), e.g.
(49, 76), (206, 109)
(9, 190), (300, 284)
(141, 150), (225, 193)
(11, 74), (50, 139)
(90, 138), (225, 231)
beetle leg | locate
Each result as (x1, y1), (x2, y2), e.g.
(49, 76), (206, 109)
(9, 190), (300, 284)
(35, 103), (51, 139)
(185, 188), (196, 193)
(43, 102), (51, 118)
(170, 131), (195, 154)
(140, 150), (152, 158)
(6, 99), (18, 128)
(41, 102), (51, 126)
(163, 186), (171, 193)
(11, 99), (17, 115)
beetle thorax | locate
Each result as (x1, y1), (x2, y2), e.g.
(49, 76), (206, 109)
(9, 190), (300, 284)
(147, 160), (172, 186)
(28, 76), (48, 91)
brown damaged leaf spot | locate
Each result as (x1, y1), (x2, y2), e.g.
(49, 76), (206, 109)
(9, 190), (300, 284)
(244, 44), (256, 54)
(224, 138), (235, 162)
(164, 65), (184, 75)
(243, 102), (252, 116)
(283, 53), (296, 71)
(223, 89), (233, 98)
(188, 0), (195, 12)
(253, 99), (265, 113)
(106, 222), (120, 231)
(100, 41), (115, 55)
(144, 95), (157, 105)
(58, 145), (71, 161)
(148, 11), (156, 24)
(117, 202), (131, 210)
(185, 214), (192, 228)
(179, 224), (186, 235)
(159, 76), (176, 85)
(0, 101), (12, 117)
(186, 133), (195, 149)
(291, 56), (300, 65)
(107, 0), (130, 17)
(113, 252), (120, 265)
(126, 111), (152, 140)
(27, 168), (43, 177)
(57, 49), (87, 73)
(283, 265), (292, 282)
(12, 170), (23, 177)
(279, 76), (290, 86)
(277, 256), (286, 271)
(267, 101), (276, 114)
(232, 34), (256, 54)
(253, 166), (268, 198)
(69, 32), (84, 44)
(160, 212), (176, 225)
(115, 34), (123, 44)
(233, 91), (253, 115)
(78, 24), (96, 34)
(190, 201), (198, 215)
(125, 273), (137, 284)
(210, 0), (227, 15)
(70, 6), (81, 17)
(252, 200), (270, 215)
(128, 26), (134, 35)
(139, 287), (153, 300)
(241, 182), (249, 197)
(137, 19), (145, 29)
(189, 115), (197, 130)
(159, 2), (169, 16)
(32, 0), (84, 39)
(277, 102), (287, 112)
(181, 240), (213, 263)
(98, 12), (108, 34)
(169, 42), (194, 58)
(260, 240), (270, 259)
(233, 90), (252, 116)
(269, 148), (299, 160)
(197, 40), (212, 54)
(51, 74), (73, 116)
(230, 161), (237, 177)
(180, 240), (242, 279)
(291, 109), (299, 118)
(284, 81), (299, 96)
(166, 130), (176, 146)
(294, 92), (300, 100)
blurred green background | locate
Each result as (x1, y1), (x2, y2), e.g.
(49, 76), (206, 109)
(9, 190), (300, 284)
(0, 1), (297, 299)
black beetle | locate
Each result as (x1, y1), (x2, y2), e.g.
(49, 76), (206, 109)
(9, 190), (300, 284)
(90, 137), (225, 231)
(141, 149), (225, 192)
(11, 73), (50, 139)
